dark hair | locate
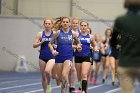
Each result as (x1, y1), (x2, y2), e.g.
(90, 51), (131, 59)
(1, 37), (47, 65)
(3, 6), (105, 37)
(124, 0), (140, 9)
(88, 27), (92, 34)
(105, 28), (112, 36)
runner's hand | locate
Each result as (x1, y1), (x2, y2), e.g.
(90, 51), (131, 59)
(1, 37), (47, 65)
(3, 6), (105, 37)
(52, 50), (59, 56)
(77, 44), (82, 52)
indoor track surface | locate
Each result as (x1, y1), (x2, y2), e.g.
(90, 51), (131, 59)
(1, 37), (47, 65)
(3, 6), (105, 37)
(0, 72), (139, 93)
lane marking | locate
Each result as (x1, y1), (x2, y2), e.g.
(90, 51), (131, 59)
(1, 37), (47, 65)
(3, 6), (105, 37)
(104, 82), (140, 93)
(0, 77), (40, 82)
(23, 82), (80, 93)
(88, 84), (105, 89)
(0, 82), (41, 90)
(0, 78), (40, 84)
(73, 84), (105, 92)
(10, 88), (38, 93)
(0, 80), (19, 84)
(24, 86), (60, 93)
(104, 88), (120, 93)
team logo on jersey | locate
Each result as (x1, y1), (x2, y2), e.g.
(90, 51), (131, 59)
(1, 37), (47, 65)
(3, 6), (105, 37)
(42, 38), (51, 41)
(68, 35), (72, 40)
(86, 38), (90, 43)
(80, 38), (90, 43)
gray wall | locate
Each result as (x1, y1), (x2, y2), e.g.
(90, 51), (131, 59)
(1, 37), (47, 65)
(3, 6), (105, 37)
(0, 16), (43, 71)
(1, 0), (126, 20)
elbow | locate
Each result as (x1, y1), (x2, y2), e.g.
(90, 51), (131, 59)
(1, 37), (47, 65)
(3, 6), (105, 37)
(101, 51), (105, 55)
(48, 43), (51, 48)
(48, 42), (50, 46)
(33, 44), (36, 48)
(101, 50), (105, 55)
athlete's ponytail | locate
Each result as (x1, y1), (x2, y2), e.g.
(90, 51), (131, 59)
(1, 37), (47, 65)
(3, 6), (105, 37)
(53, 17), (63, 31)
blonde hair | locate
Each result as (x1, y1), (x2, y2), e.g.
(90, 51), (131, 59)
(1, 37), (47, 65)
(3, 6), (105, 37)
(43, 17), (54, 24)
(80, 20), (89, 27)
(71, 18), (80, 24)
(53, 17), (63, 31)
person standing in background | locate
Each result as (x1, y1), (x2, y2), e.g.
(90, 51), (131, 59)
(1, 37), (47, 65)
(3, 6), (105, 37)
(102, 29), (112, 84)
(110, 0), (140, 93)
(93, 34), (105, 85)
(102, 28), (117, 86)
(87, 27), (96, 86)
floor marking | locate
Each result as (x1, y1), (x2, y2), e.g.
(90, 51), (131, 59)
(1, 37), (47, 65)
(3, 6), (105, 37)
(104, 88), (120, 93)
(73, 84), (105, 92)
(0, 82), (41, 90)
(24, 86), (60, 93)
(0, 80), (19, 84)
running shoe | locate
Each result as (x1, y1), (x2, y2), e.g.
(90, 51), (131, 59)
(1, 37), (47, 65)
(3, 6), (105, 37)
(112, 81), (115, 86)
(115, 73), (120, 85)
(82, 91), (87, 93)
(69, 87), (75, 93)
(89, 77), (93, 82)
(56, 79), (61, 86)
(93, 79), (97, 85)
(46, 84), (51, 93)
(78, 87), (82, 93)
(61, 80), (67, 93)
(102, 79), (105, 84)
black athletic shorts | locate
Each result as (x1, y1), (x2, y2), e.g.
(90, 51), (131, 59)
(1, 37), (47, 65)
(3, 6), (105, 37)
(90, 57), (93, 65)
(40, 58), (50, 63)
(75, 56), (91, 63)
(110, 47), (119, 60)
(102, 54), (108, 57)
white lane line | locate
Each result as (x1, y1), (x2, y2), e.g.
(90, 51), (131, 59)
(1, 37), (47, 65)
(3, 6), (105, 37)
(104, 82), (140, 93)
(104, 88), (120, 93)
(0, 77), (40, 81)
(0, 79), (40, 84)
(23, 82), (80, 93)
(10, 88), (38, 93)
(24, 89), (43, 93)
(88, 84), (105, 89)
(0, 77), (20, 81)
(24, 86), (61, 93)
(73, 84), (105, 92)
(0, 82), (41, 90)
(0, 80), (19, 84)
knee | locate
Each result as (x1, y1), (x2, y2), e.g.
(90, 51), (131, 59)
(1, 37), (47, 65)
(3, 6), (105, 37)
(41, 72), (46, 81)
(62, 71), (69, 79)
(105, 65), (109, 69)
(42, 77), (45, 81)
(112, 67), (115, 71)
(82, 73), (88, 79)
(71, 67), (76, 73)
(45, 69), (51, 76)
(52, 73), (57, 79)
